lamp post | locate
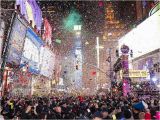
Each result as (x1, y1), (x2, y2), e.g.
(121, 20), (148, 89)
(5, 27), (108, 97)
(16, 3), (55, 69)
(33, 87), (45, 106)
(96, 37), (100, 91)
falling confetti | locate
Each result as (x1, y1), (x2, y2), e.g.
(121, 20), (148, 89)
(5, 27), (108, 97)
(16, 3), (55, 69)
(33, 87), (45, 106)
(1, 0), (156, 93)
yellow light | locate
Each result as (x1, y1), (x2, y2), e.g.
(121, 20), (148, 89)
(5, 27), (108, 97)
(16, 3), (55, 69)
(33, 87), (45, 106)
(76, 31), (81, 35)
(85, 41), (89, 45)
(5, 67), (9, 69)
(99, 46), (104, 49)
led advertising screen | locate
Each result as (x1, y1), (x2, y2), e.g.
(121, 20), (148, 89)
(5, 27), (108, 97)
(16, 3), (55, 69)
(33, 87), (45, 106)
(40, 47), (55, 78)
(119, 9), (160, 59)
(7, 14), (27, 65)
(16, 0), (42, 30)
(21, 28), (44, 74)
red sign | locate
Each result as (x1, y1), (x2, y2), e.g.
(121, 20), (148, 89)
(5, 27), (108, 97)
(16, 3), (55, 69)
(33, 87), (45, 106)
(42, 18), (52, 45)
(91, 71), (96, 76)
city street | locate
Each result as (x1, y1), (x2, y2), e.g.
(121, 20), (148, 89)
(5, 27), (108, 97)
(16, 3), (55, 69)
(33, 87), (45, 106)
(0, 0), (160, 119)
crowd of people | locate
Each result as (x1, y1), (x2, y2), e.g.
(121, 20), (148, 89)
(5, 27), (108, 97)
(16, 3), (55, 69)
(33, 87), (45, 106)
(0, 94), (159, 120)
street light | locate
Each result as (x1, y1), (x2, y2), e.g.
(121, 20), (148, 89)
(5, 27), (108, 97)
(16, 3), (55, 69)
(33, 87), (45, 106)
(74, 25), (81, 31)
(152, 77), (157, 82)
(74, 25), (81, 38)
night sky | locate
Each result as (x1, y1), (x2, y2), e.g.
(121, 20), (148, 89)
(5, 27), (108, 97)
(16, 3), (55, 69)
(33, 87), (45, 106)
(38, 1), (138, 39)
(38, 1), (105, 36)
(36, 1), (140, 59)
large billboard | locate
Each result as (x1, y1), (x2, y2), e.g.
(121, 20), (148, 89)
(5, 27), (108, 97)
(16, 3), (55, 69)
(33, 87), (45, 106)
(7, 14), (28, 65)
(16, 0), (42, 30)
(119, 9), (160, 59)
(40, 46), (55, 79)
(21, 28), (44, 74)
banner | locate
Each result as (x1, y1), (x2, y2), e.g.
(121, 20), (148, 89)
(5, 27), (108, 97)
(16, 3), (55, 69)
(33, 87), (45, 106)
(120, 70), (148, 78)
(43, 18), (52, 45)
(40, 46), (55, 78)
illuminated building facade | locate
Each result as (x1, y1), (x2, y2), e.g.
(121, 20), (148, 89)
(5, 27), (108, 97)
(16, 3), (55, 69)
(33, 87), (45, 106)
(98, 2), (125, 89)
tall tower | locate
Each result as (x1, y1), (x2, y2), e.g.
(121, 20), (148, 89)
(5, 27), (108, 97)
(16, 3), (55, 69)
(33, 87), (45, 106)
(98, 2), (125, 90)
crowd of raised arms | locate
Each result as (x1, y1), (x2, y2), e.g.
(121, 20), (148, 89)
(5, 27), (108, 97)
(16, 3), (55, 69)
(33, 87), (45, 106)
(0, 94), (159, 120)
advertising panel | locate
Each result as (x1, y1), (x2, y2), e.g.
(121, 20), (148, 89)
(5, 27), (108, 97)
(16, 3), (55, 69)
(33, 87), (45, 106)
(7, 14), (27, 65)
(40, 46), (55, 78)
(118, 9), (160, 59)
(0, 21), (5, 65)
(21, 28), (44, 74)
(42, 18), (52, 45)
(16, 0), (42, 30)
(120, 70), (148, 78)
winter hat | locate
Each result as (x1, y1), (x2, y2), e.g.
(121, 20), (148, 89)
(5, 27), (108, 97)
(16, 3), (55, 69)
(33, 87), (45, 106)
(124, 109), (132, 119)
(93, 111), (102, 118)
(133, 101), (148, 110)
(154, 111), (160, 120)
(145, 112), (151, 120)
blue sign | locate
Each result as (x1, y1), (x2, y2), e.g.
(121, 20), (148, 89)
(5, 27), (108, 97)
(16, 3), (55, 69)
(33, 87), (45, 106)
(26, 28), (44, 48)
(21, 28), (44, 74)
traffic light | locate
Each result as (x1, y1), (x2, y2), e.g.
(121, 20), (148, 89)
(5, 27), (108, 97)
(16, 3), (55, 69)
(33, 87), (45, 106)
(130, 50), (133, 57)
(116, 49), (119, 57)
(76, 64), (78, 70)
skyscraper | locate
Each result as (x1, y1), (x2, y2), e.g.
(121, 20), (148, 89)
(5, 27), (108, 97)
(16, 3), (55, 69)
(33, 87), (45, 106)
(98, 2), (125, 90)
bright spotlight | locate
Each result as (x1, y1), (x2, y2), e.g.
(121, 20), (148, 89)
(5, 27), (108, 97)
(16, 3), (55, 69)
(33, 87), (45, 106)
(136, 84), (140, 88)
(152, 77), (157, 82)
(76, 31), (81, 36)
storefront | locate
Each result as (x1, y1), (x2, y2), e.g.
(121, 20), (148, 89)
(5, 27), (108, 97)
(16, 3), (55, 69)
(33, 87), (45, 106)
(32, 75), (51, 96)
(6, 65), (32, 96)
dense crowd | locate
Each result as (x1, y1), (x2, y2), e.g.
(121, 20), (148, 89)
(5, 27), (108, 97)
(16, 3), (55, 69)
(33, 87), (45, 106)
(0, 94), (159, 120)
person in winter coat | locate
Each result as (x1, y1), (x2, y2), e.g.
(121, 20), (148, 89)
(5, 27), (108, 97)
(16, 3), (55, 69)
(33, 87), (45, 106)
(145, 109), (151, 120)
(54, 106), (63, 119)
(101, 109), (111, 119)
(2, 99), (15, 119)
(139, 112), (145, 120)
